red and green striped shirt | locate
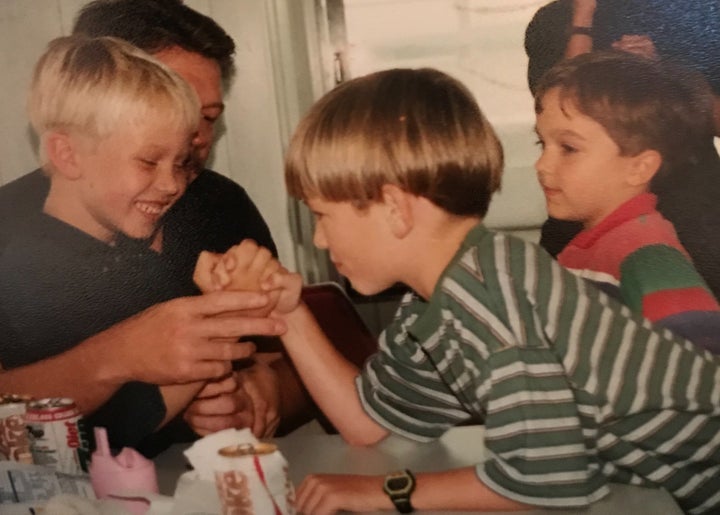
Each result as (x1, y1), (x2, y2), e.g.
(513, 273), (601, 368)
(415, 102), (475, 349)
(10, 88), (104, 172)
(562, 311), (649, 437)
(558, 193), (720, 353)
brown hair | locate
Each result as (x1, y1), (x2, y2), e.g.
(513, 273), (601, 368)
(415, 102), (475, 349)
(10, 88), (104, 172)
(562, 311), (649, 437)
(285, 68), (503, 217)
(534, 50), (715, 173)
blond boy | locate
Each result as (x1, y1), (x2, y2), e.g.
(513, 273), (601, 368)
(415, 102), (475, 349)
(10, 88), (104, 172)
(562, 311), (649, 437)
(0, 36), (271, 450)
(228, 68), (720, 513)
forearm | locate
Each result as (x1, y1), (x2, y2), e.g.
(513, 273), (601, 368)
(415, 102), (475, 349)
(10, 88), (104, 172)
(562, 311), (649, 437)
(413, 468), (529, 511)
(565, 1), (595, 58)
(298, 467), (531, 513)
(159, 381), (205, 428)
(260, 353), (317, 434)
(280, 304), (387, 445)
(0, 337), (126, 414)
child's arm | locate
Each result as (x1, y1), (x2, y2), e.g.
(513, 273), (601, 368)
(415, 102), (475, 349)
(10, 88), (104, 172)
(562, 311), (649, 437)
(295, 468), (529, 514)
(272, 286), (388, 445)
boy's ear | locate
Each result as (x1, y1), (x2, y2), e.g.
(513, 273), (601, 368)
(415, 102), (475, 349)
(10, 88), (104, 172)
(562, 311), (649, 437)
(44, 131), (84, 180)
(381, 184), (413, 238)
(627, 149), (662, 187)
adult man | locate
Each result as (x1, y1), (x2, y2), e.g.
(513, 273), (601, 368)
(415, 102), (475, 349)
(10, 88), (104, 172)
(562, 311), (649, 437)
(0, 0), (311, 453)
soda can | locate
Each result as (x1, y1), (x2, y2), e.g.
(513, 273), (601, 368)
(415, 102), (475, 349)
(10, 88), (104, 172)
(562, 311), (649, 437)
(0, 394), (33, 464)
(25, 397), (91, 474)
(215, 442), (295, 515)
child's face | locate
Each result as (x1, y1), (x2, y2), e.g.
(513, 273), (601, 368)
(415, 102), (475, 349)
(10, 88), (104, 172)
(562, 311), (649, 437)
(534, 88), (640, 229)
(307, 197), (399, 295)
(69, 116), (193, 243)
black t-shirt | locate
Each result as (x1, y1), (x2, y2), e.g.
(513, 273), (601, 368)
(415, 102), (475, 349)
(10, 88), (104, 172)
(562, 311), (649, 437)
(0, 213), (195, 449)
(0, 168), (278, 453)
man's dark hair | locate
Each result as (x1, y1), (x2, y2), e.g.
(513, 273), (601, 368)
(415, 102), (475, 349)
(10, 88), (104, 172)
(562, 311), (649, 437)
(72, 0), (235, 82)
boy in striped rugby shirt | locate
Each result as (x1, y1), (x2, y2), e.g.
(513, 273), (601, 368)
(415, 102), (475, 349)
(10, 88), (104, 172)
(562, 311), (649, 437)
(210, 67), (720, 513)
(534, 51), (720, 354)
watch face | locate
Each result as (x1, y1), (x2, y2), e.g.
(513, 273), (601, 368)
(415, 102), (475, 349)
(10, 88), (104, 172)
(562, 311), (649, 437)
(386, 476), (410, 491)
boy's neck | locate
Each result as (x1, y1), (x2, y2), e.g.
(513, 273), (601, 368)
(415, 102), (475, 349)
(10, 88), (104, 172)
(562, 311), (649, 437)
(401, 210), (481, 300)
(43, 185), (113, 245)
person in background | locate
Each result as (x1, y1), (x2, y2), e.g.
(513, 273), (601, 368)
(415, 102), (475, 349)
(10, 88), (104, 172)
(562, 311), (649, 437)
(0, 35), (286, 453)
(0, 0), (312, 453)
(534, 51), (720, 353)
(525, 0), (720, 300)
(201, 67), (720, 514)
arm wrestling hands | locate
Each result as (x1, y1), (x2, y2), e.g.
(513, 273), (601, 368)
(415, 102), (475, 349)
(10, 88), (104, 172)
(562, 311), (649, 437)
(0, 289), (286, 424)
(187, 240), (305, 438)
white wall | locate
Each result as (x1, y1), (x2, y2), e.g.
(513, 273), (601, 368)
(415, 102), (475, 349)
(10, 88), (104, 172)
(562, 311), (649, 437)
(0, 0), (297, 269)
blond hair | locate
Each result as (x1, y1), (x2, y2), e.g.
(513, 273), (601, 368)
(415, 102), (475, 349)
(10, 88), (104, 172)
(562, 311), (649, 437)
(285, 68), (503, 217)
(28, 35), (200, 166)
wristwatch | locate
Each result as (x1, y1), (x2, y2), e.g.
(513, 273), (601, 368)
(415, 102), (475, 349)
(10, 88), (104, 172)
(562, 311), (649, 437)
(569, 25), (593, 37)
(383, 469), (416, 513)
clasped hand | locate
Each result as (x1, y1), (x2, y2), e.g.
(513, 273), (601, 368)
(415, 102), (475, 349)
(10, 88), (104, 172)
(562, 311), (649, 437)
(186, 240), (303, 437)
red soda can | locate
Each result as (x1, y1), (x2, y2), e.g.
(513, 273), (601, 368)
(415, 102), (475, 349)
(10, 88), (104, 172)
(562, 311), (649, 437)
(25, 397), (91, 474)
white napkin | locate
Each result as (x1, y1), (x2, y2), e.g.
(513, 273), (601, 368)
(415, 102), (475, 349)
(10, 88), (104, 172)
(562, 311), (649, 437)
(146, 429), (294, 515)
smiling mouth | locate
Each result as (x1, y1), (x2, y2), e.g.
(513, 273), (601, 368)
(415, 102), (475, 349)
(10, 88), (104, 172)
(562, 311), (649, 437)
(135, 201), (171, 217)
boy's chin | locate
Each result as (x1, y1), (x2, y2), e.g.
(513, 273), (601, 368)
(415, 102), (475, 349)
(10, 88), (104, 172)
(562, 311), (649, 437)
(346, 279), (392, 297)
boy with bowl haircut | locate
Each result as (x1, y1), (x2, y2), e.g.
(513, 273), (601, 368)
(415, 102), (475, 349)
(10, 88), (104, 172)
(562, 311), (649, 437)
(534, 51), (720, 354)
(216, 68), (720, 513)
(0, 35), (261, 448)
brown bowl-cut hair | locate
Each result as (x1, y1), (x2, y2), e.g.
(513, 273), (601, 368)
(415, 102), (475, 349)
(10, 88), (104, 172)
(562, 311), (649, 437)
(534, 50), (716, 174)
(285, 68), (503, 218)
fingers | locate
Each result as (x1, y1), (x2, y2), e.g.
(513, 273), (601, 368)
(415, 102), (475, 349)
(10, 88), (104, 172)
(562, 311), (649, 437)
(184, 378), (255, 436)
(611, 35), (658, 59)
(296, 475), (333, 515)
(197, 315), (286, 342)
(184, 396), (253, 436)
(193, 251), (224, 292)
(237, 365), (280, 438)
(195, 374), (238, 399)
(186, 290), (271, 316)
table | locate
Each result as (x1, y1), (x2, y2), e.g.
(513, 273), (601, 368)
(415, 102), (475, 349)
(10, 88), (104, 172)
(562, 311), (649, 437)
(154, 424), (683, 515)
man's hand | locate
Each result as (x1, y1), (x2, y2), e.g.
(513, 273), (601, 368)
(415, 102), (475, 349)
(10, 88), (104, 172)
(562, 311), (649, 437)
(97, 290), (286, 386)
(612, 34), (658, 59)
(184, 358), (281, 438)
(193, 240), (283, 316)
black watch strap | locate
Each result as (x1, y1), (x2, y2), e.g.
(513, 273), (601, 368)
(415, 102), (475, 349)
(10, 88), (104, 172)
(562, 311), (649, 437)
(392, 497), (414, 513)
(383, 469), (416, 513)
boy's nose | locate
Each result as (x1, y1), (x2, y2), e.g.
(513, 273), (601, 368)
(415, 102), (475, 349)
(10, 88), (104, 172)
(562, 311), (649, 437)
(154, 166), (183, 196)
(534, 151), (550, 176)
(313, 225), (327, 249)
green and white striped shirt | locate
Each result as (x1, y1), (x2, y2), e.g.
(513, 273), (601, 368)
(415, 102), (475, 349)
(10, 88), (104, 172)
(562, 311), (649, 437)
(357, 224), (720, 513)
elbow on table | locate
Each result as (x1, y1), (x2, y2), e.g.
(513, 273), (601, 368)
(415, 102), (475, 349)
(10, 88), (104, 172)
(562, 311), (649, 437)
(341, 425), (388, 447)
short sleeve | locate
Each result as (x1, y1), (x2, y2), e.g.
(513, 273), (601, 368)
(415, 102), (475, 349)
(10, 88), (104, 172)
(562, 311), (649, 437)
(356, 299), (475, 441)
(477, 346), (610, 508)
